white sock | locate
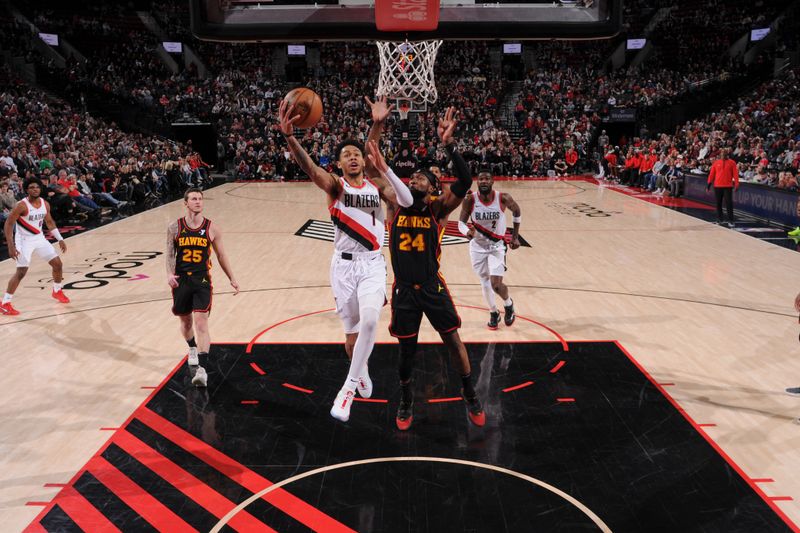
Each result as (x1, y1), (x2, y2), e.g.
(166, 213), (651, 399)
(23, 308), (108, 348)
(480, 279), (497, 312)
(53, 283), (63, 291)
(504, 298), (513, 307)
(345, 291), (383, 387)
(2, 293), (12, 304)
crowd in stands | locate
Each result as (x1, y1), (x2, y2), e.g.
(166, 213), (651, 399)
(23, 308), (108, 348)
(0, 71), (206, 238)
(1, 0), (798, 191)
(599, 66), (800, 194)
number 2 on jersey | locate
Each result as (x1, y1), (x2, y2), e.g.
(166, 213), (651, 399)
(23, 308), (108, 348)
(399, 233), (425, 252)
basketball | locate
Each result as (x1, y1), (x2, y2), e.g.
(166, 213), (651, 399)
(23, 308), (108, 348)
(283, 87), (323, 129)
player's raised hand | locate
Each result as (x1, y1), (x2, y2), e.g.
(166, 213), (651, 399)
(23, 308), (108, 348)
(437, 106), (458, 144)
(366, 140), (389, 175)
(365, 95), (394, 123)
(167, 274), (179, 289)
(278, 98), (301, 136)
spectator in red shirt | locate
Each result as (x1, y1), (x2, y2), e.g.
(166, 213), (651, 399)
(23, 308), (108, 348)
(565, 148), (578, 173)
(706, 148), (739, 227)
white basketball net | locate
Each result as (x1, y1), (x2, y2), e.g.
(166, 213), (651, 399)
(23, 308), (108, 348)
(375, 39), (442, 105)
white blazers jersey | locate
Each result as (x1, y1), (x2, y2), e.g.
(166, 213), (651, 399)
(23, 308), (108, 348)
(16, 198), (47, 240)
(328, 177), (385, 253)
(470, 191), (506, 248)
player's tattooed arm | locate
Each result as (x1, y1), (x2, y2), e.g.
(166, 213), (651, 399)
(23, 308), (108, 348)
(279, 98), (339, 197)
(166, 221), (179, 288)
(502, 193), (521, 250)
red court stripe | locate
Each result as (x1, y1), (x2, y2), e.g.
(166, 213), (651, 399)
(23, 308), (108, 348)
(22, 523), (47, 533)
(25, 502), (50, 506)
(550, 361), (565, 373)
(43, 483), (68, 488)
(698, 424), (717, 427)
(752, 478), (775, 483)
(427, 397), (461, 403)
(136, 407), (356, 533)
(769, 496), (794, 502)
(246, 308), (335, 353)
(241, 400), (259, 405)
(282, 383), (314, 394)
(140, 386), (157, 390)
(615, 341), (799, 531)
(86, 456), (195, 533)
(55, 486), (121, 533)
(353, 398), (389, 403)
(113, 430), (274, 533)
(250, 362), (267, 375)
(557, 398), (575, 402)
(502, 381), (534, 393)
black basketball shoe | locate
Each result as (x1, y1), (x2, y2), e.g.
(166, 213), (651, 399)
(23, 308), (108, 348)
(504, 301), (516, 327)
(487, 311), (500, 330)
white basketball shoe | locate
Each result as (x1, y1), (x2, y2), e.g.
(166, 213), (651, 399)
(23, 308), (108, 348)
(187, 347), (199, 366)
(330, 387), (355, 422)
(192, 366), (208, 387)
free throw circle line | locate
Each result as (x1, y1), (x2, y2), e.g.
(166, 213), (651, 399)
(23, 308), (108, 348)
(210, 456), (612, 532)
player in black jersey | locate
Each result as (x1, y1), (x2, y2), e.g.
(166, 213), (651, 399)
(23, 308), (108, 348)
(369, 107), (485, 430)
(167, 188), (239, 387)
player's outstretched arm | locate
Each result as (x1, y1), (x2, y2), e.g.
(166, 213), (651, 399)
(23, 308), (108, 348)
(43, 202), (66, 253)
(166, 221), (179, 288)
(436, 107), (473, 217)
(3, 203), (25, 260)
(279, 98), (338, 196)
(209, 223), (239, 295)
(364, 96), (394, 178)
(502, 193), (522, 249)
(457, 194), (475, 240)
(366, 140), (412, 208)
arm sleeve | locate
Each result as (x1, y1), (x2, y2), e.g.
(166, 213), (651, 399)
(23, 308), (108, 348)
(384, 167), (414, 208)
(445, 144), (472, 198)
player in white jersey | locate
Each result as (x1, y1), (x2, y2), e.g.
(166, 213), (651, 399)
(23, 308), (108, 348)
(2, 178), (69, 315)
(279, 95), (413, 422)
(458, 170), (522, 329)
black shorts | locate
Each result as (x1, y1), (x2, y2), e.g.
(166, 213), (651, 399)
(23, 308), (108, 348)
(171, 272), (212, 316)
(389, 275), (461, 338)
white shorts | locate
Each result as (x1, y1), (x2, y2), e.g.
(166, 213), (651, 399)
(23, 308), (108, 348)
(14, 236), (58, 268)
(329, 250), (387, 334)
(469, 240), (507, 279)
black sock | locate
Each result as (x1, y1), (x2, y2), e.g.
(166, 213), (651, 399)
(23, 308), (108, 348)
(198, 351), (208, 368)
(461, 373), (476, 398)
(400, 379), (413, 403)
(187, 337), (197, 348)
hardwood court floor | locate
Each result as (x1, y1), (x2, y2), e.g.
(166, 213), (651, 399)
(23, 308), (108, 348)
(2, 180), (799, 531)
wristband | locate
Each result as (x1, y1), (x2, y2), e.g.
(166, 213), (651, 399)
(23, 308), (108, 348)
(458, 220), (470, 236)
(512, 215), (521, 224)
(51, 228), (63, 241)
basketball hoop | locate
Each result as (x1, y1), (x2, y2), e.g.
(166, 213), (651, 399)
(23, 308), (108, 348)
(376, 39), (442, 105)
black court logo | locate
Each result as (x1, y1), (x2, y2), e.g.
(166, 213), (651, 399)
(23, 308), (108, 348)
(296, 220), (531, 247)
(61, 251), (162, 290)
(546, 202), (620, 218)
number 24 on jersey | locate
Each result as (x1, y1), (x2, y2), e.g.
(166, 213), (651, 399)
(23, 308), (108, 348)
(398, 233), (426, 252)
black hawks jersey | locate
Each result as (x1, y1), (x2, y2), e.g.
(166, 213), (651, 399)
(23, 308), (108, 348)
(389, 203), (444, 284)
(175, 217), (213, 274)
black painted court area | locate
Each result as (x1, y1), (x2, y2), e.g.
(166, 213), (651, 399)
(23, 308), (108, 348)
(35, 342), (792, 532)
